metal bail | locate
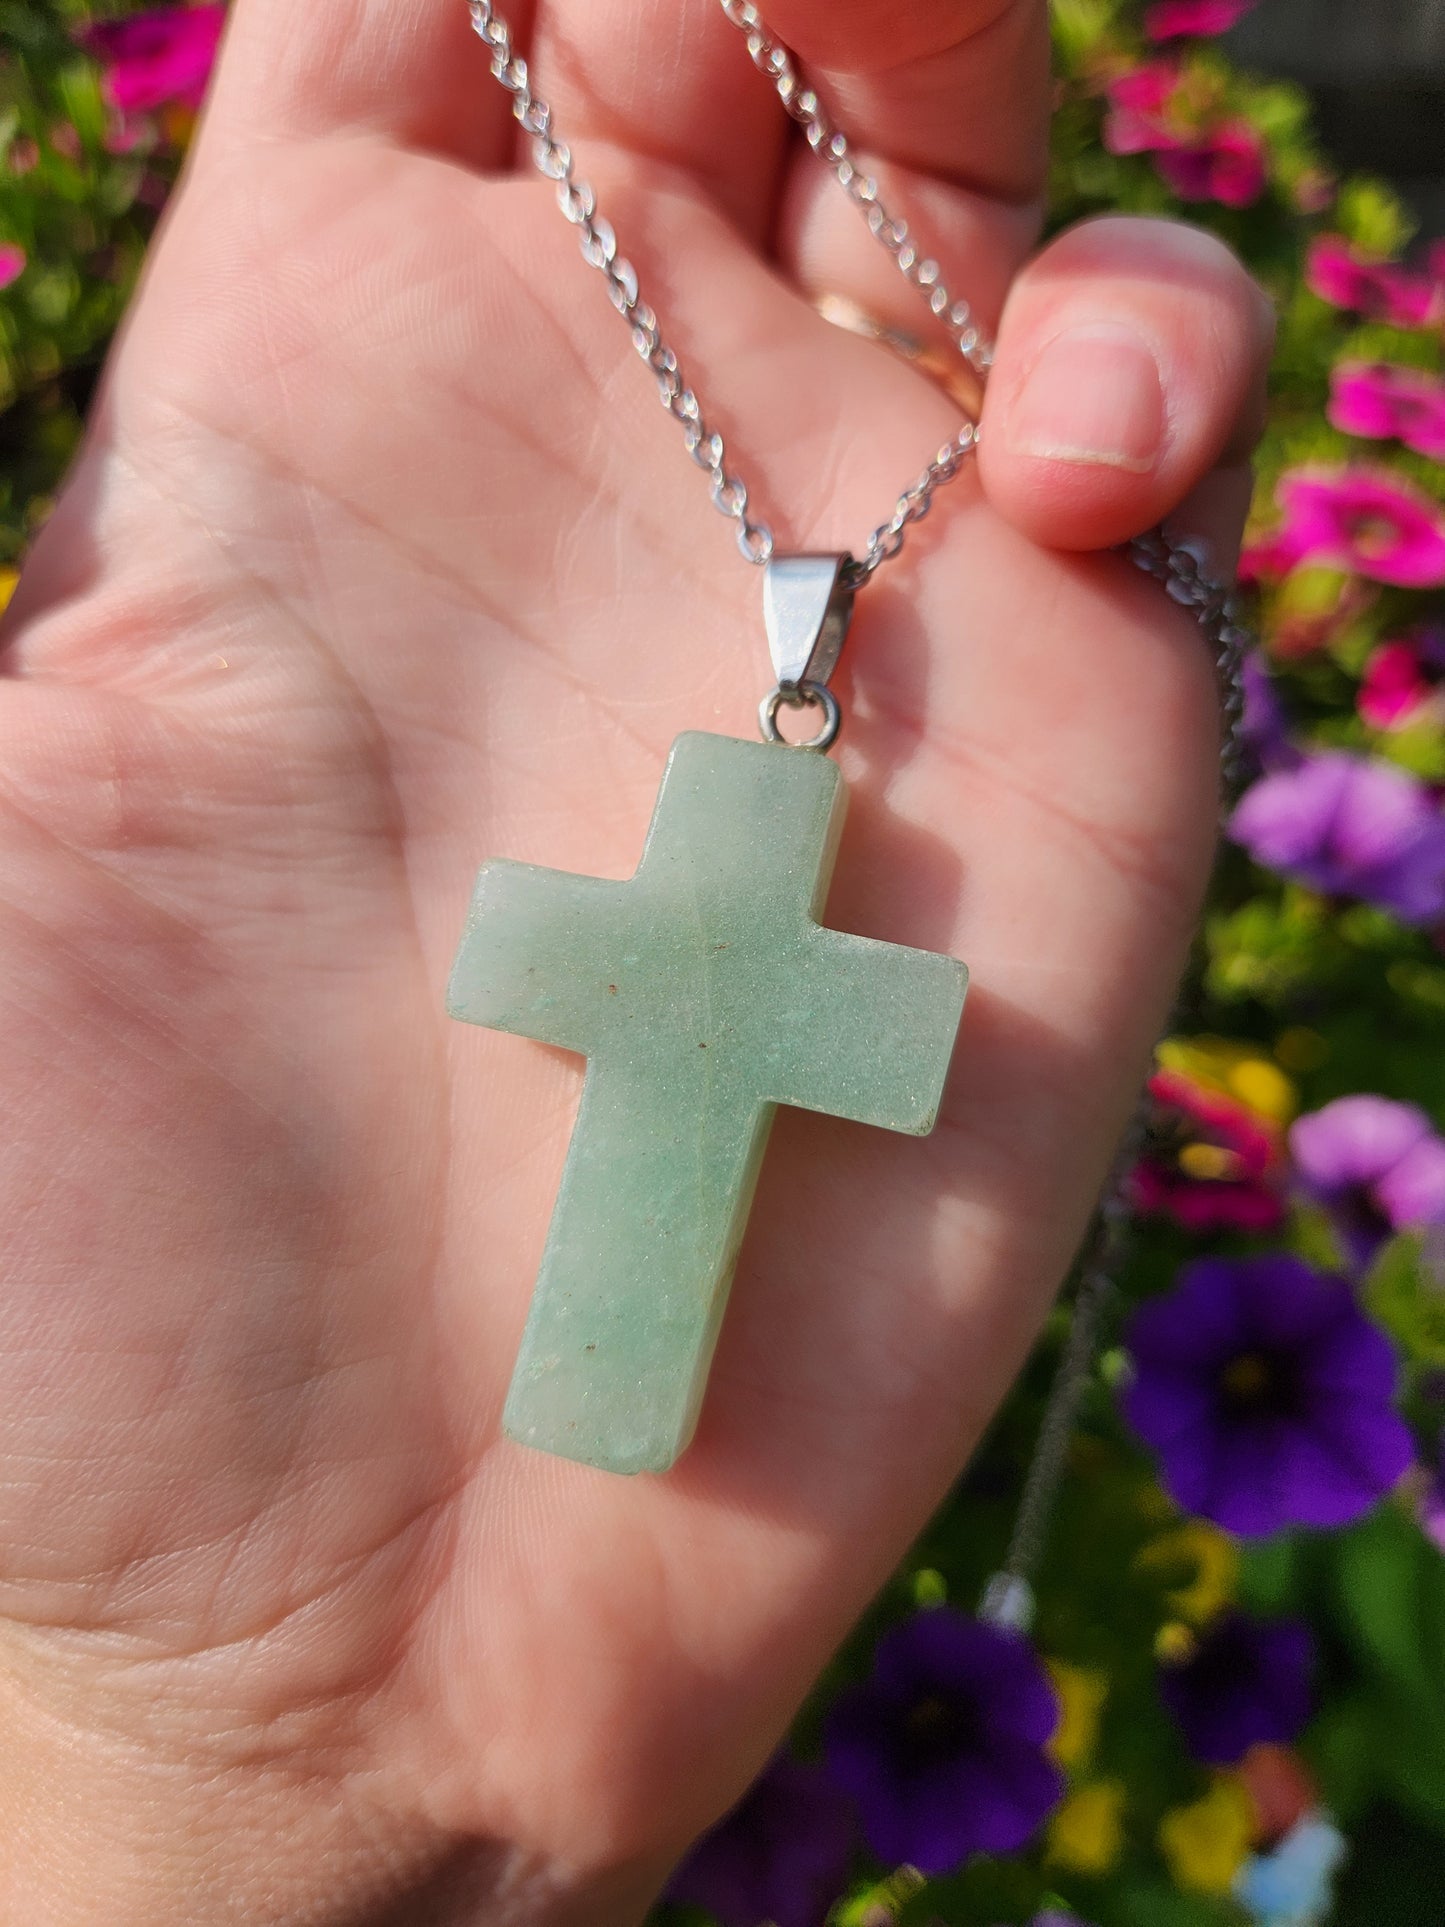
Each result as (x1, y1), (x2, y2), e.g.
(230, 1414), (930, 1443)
(763, 554), (855, 694)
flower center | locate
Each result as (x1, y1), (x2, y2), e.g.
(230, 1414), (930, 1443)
(902, 1691), (974, 1768)
(1221, 1352), (1273, 1404)
(1178, 1142), (1245, 1182)
(1347, 511), (1405, 560)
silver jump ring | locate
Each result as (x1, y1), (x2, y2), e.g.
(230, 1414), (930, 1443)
(758, 681), (842, 752)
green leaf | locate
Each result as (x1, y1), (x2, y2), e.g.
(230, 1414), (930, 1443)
(1334, 1803), (1445, 1922)
(1334, 178), (1416, 256)
(1364, 1233), (1445, 1365)
(1330, 1510), (1445, 1825)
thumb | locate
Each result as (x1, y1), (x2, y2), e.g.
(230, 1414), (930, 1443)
(977, 215), (1274, 566)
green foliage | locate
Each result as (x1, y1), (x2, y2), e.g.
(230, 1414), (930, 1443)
(0, 1), (187, 559)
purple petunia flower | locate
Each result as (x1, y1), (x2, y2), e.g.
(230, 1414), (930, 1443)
(1229, 751), (1445, 925)
(666, 1755), (856, 1927)
(1240, 651), (1298, 773)
(1123, 1254), (1413, 1537)
(1158, 1611), (1315, 1764)
(1290, 1095), (1445, 1272)
(80, 4), (225, 119)
(824, 1610), (1063, 1875)
(0, 243), (24, 290)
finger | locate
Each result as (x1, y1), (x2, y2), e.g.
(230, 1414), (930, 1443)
(773, 0), (1050, 351)
(978, 216), (1274, 556)
(204, 0), (528, 169)
(524, 0), (792, 242)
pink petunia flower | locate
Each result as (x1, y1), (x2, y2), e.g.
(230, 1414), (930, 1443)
(80, 4), (225, 119)
(1104, 62), (1266, 208)
(1146, 0), (1257, 42)
(1359, 628), (1445, 731)
(1154, 120), (1267, 207)
(1291, 1094), (1445, 1272)
(1230, 751), (1445, 925)
(0, 244), (25, 291)
(1131, 1067), (1287, 1233)
(1240, 467), (1445, 589)
(1329, 361), (1445, 463)
(1105, 62), (1180, 154)
(1306, 236), (1444, 329)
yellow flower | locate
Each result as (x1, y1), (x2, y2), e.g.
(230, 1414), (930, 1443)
(1046, 1661), (1108, 1768)
(0, 568), (18, 613)
(1156, 1036), (1296, 1125)
(1154, 1620), (1197, 1665)
(1047, 1779), (1127, 1876)
(1159, 1778), (1255, 1895)
(1136, 1520), (1240, 1626)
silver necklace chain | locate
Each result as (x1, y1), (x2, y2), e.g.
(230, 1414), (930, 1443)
(465, 0), (1249, 781)
(719, 0), (992, 385)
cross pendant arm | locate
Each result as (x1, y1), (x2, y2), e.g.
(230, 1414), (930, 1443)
(447, 859), (632, 1057)
(771, 928), (967, 1135)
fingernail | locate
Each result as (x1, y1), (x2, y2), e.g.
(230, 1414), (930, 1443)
(1006, 322), (1164, 473)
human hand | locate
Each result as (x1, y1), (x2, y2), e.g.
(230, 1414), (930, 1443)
(0, 0), (1271, 1919)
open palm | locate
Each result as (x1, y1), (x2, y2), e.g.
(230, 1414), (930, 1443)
(0, 0), (1270, 1919)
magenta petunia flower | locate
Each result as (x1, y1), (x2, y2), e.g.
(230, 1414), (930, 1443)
(824, 1610), (1062, 1874)
(1290, 1095), (1445, 1272)
(1329, 362), (1445, 463)
(1306, 236), (1444, 328)
(1359, 629), (1445, 731)
(1146, 0), (1257, 40)
(1123, 1254), (1413, 1537)
(1104, 63), (1266, 207)
(1131, 1067), (1286, 1233)
(1104, 62), (1180, 154)
(1240, 467), (1445, 589)
(666, 1755), (856, 1927)
(1230, 751), (1445, 924)
(1154, 120), (1267, 207)
(80, 4), (225, 119)
(0, 243), (25, 290)
(1158, 1611), (1315, 1764)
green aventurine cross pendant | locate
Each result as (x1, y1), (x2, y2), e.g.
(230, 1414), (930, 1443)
(448, 732), (967, 1474)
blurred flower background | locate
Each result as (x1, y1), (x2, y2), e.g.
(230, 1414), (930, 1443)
(4, 2), (1445, 1924)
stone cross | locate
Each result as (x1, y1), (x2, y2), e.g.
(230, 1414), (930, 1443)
(448, 732), (967, 1474)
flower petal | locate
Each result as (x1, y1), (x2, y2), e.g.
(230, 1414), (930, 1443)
(1291, 1094), (1433, 1191)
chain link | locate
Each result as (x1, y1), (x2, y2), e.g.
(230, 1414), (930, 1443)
(719, 0), (992, 379)
(466, 0), (1251, 770)
(468, 0), (774, 565)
